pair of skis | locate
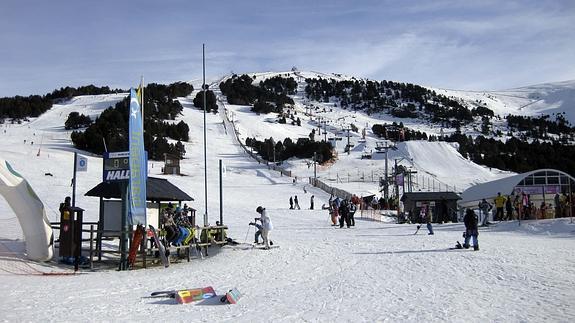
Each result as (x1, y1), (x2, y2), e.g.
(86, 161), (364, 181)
(228, 242), (279, 250)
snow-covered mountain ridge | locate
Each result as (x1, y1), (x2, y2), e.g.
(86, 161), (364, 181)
(0, 72), (574, 322)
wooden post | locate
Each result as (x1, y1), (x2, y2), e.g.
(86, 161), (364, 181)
(73, 207), (84, 272)
(89, 224), (94, 270)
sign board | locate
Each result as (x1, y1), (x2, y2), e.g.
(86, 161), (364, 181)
(544, 185), (561, 194)
(103, 151), (147, 182)
(76, 155), (88, 172)
(514, 186), (543, 195)
(103, 151), (130, 181)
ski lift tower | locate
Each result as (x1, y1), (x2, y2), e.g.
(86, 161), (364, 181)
(343, 127), (353, 155)
(377, 141), (397, 201)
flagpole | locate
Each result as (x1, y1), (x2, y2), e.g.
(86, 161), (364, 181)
(72, 152), (77, 207)
(203, 44), (208, 226)
(141, 75), (144, 129)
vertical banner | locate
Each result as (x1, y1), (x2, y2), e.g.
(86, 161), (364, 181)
(129, 88), (147, 225)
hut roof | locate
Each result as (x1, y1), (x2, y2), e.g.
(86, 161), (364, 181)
(85, 177), (193, 202)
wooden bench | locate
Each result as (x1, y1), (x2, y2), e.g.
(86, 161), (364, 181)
(196, 225), (229, 255)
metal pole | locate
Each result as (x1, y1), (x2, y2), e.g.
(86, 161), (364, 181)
(89, 224), (94, 270)
(394, 159), (398, 203)
(219, 159), (223, 226)
(570, 179), (573, 223)
(203, 44), (208, 226)
(313, 152), (317, 184)
(141, 75), (144, 129)
(72, 152), (77, 207)
(346, 129), (350, 155)
(384, 142), (388, 201)
(120, 182), (128, 270)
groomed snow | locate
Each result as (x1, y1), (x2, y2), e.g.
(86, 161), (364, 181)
(0, 79), (574, 322)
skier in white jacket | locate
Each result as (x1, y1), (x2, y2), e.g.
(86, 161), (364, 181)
(256, 206), (273, 249)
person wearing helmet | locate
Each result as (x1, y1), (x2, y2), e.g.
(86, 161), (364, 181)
(256, 206), (273, 249)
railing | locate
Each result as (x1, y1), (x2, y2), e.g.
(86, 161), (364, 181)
(51, 222), (229, 270)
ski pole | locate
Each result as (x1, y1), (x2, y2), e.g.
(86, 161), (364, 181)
(243, 225), (252, 244)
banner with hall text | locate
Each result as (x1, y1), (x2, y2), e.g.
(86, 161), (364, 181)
(128, 88), (147, 225)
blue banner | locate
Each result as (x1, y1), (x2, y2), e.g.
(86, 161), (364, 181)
(128, 88), (147, 225)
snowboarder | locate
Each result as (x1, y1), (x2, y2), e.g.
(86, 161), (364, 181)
(310, 195), (315, 210)
(463, 208), (479, 251)
(256, 206), (273, 249)
(478, 198), (492, 226)
(294, 195), (300, 210)
(289, 196), (293, 209)
(421, 205), (434, 235)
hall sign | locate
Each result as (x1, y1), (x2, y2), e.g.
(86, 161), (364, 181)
(103, 151), (130, 181)
(103, 151), (147, 182)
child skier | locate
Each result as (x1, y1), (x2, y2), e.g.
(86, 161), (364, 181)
(249, 220), (263, 244)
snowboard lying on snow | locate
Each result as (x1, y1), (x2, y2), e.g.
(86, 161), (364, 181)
(220, 287), (242, 304)
(151, 286), (216, 304)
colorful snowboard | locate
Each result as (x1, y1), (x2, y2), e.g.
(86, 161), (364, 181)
(220, 287), (242, 304)
(151, 286), (216, 304)
(148, 225), (169, 268)
(128, 225), (145, 268)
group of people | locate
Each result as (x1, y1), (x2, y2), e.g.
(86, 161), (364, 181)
(289, 196), (300, 210)
(160, 204), (197, 247)
(478, 191), (573, 225)
(328, 196), (357, 228)
(289, 195), (316, 210)
(366, 195), (399, 211)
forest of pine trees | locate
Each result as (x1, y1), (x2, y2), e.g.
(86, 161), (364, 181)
(245, 137), (334, 164)
(219, 74), (296, 114)
(70, 82), (193, 159)
(301, 76), (575, 175)
(0, 85), (122, 121)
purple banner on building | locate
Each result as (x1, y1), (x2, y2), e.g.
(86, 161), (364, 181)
(396, 174), (404, 186)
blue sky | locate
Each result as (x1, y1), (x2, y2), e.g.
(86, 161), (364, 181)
(1, 0), (574, 96)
